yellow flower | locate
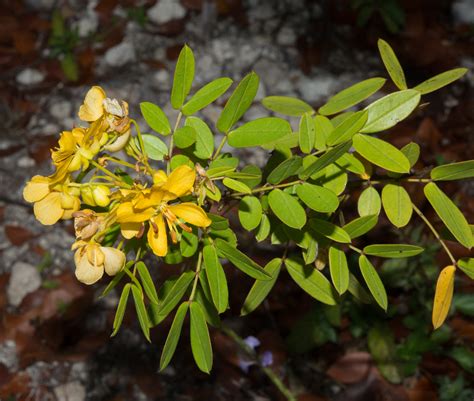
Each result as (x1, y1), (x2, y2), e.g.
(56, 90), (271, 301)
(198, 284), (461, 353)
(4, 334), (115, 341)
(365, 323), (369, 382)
(23, 176), (80, 225)
(73, 242), (125, 285)
(78, 86), (107, 122)
(116, 165), (211, 257)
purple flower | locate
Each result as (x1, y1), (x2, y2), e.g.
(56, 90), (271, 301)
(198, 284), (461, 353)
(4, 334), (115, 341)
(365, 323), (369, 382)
(243, 336), (261, 350)
(238, 358), (256, 373)
(260, 351), (273, 367)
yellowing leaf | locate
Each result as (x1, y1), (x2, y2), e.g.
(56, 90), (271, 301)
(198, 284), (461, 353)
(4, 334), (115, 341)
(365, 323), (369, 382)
(432, 265), (456, 329)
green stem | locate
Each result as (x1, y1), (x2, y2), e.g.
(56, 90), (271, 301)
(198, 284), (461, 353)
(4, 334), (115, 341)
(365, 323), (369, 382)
(349, 244), (363, 254)
(188, 250), (203, 302)
(102, 156), (139, 170)
(130, 119), (153, 175)
(89, 160), (127, 185)
(221, 325), (297, 401)
(212, 135), (228, 160)
(412, 203), (456, 265)
(168, 112), (183, 174)
(230, 180), (302, 198)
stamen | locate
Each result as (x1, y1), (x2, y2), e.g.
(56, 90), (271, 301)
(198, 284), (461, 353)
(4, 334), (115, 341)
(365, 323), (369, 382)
(137, 223), (146, 238)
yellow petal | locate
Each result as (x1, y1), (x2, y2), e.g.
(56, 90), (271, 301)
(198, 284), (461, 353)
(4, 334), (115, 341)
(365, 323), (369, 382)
(101, 247), (125, 276)
(147, 214), (168, 256)
(86, 243), (105, 266)
(162, 165), (195, 198)
(120, 222), (142, 239)
(74, 249), (104, 285)
(116, 202), (154, 223)
(61, 197), (81, 220)
(33, 192), (64, 225)
(169, 203), (211, 227)
(432, 265), (456, 329)
(78, 86), (106, 122)
(23, 176), (50, 203)
(153, 170), (168, 186)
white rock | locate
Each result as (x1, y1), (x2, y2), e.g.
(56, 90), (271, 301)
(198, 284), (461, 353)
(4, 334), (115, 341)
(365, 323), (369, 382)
(16, 69), (45, 86)
(147, 0), (186, 25)
(153, 69), (171, 90)
(297, 73), (337, 103)
(17, 156), (36, 168)
(0, 341), (18, 371)
(54, 382), (86, 401)
(277, 26), (297, 47)
(452, 0), (474, 24)
(50, 100), (72, 120)
(7, 262), (41, 307)
(104, 42), (135, 67)
(76, 11), (99, 37)
(255, 82), (266, 101)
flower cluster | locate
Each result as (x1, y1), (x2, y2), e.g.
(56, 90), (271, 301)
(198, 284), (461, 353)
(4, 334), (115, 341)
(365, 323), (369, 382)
(23, 86), (211, 285)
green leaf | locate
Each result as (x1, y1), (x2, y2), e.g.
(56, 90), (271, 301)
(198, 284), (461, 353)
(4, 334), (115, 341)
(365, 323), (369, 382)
(171, 45), (195, 109)
(174, 126), (196, 149)
(159, 302), (188, 371)
(400, 142), (420, 168)
(137, 134), (168, 161)
(241, 258), (282, 316)
(140, 102), (171, 135)
(364, 244), (424, 258)
(329, 246), (349, 295)
(261, 96), (313, 116)
(203, 245), (228, 314)
(194, 285), (220, 328)
(353, 134), (410, 173)
(314, 115), (333, 150)
(336, 153), (366, 175)
(190, 302), (213, 373)
(136, 261), (159, 304)
(377, 39), (407, 90)
(424, 183), (473, 249)
(222, 177), (251, 194)
(267, 156), (302, 184)
(431, 161), (474, 181)
(268, 189), (307, 229)
(237, 165), (262, 188)
(360, 90), (420, 133)
(101, 267), (127, 298)
(368, 325), (402, 384)
(358, 186), (381, 217)
(217, 72), (259, 132)
(299, 113), (316, 153)
(300, 141), (352, 179)
(458, 258), (474, 279)
(343, 215), (378, 239)
(185, 116), (214, 159)
(180, 230), (199, 257)
(296, 183), (339, 213)
(319, 77), (386, 116)
(285, 256), (337, 305)
(170, 154), (194, 170)
(182, 77), (233, 115)
(348, 273), (372, 303)
(131, 284), (151, 342)
(112, 283), (131, 336)
(238, 196), (262, 231)
(214, 238), (271, 280)
(326, 110), (368, 146)
(228, 117), (291, 148)
(256, 214), (271, 242)
(413, 68), (468, 95)
(382, 183), (412, 228)
(149, 271), (195, 325)
(309, 218), (351, 243)
(359, 255), (388, 311)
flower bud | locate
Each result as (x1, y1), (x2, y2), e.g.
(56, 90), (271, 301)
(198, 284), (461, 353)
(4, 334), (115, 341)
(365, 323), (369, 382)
(81, 186), (96, 206)
(92, 185), (111, 207)
(101, 247), (126, 276)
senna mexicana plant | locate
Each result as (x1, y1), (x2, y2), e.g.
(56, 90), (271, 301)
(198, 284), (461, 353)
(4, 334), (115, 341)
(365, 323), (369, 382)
(23, 40), (473, 373)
